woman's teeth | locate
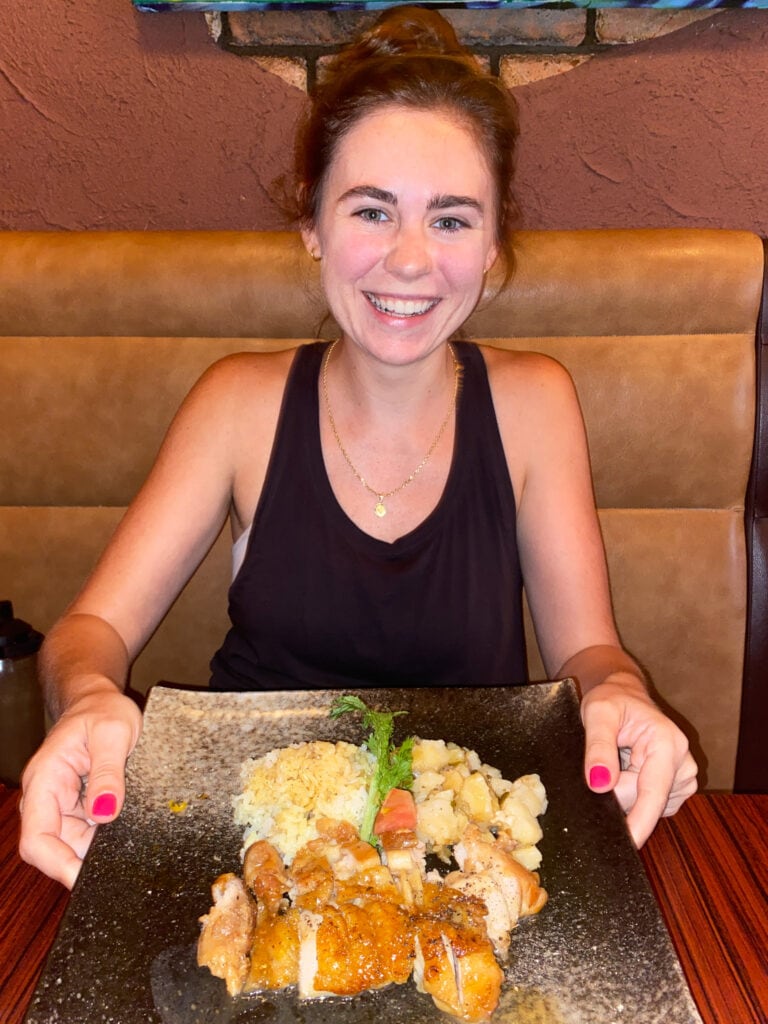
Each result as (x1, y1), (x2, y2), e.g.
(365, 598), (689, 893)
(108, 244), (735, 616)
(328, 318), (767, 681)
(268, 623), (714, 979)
(366, 293), (438, 317)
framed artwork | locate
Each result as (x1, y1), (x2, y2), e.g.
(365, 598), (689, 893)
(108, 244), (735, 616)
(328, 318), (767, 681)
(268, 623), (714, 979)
(133, 0), (768, 9)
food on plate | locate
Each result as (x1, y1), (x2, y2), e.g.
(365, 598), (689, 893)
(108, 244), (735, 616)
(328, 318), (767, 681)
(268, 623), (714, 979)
(233, 738), (374, 864)
(198, 697), (548, 1022)
(411, 737), (547, 871)
(330, 693), (415, 843)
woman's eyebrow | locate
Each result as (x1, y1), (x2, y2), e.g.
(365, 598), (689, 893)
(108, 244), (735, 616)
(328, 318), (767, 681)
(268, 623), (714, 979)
(428, 194), (483, 213)
(338, 185), (397, 204)
(336, 187), (483, 214)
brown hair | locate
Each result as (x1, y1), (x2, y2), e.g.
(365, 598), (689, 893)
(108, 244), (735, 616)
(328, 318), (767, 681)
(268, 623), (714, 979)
(294, 6), (519, 279)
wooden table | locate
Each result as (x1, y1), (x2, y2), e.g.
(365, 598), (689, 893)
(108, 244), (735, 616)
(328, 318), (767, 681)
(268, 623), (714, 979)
(0, 784), (68, 1024)
(638, 792), (768, 1023)
(1, 785), (766, 1024)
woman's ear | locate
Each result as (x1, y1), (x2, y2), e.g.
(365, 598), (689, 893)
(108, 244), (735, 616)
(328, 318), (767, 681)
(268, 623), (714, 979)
(484, 242), (499, 274)
(301, 227), (322, 262)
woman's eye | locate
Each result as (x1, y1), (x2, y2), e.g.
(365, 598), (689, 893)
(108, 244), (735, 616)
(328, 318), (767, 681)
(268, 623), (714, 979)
(434, 216), (467, 233)
(355, 208), (388, 224)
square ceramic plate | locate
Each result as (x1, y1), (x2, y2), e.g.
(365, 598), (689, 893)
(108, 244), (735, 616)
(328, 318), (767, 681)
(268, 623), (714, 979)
(25, 682), (702, 1024)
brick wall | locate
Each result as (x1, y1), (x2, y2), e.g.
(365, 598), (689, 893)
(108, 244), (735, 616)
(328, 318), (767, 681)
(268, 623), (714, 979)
(213, 8), (717, 91)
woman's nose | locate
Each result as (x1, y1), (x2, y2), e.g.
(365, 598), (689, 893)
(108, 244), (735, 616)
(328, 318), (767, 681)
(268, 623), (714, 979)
(384, 225), (432, 278)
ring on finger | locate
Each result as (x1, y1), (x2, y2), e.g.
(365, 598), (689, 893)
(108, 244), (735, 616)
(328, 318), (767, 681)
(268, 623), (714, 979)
(619, 747), (640, 773)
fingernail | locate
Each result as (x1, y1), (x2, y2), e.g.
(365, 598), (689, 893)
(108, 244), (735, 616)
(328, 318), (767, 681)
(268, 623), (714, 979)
(589, 765), (612, 789)
(91, 793), (117, 818)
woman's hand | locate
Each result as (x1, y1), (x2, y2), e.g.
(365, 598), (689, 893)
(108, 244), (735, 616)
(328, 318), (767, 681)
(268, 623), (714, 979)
(580, 674), (698, 847)
(18, 687), (143, 889)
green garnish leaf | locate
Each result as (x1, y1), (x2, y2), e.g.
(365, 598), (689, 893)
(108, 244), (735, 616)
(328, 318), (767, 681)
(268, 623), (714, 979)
(330, 695), (413, 844)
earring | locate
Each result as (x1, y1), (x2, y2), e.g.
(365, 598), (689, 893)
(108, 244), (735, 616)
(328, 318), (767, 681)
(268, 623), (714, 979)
(311, 250), (322, 262)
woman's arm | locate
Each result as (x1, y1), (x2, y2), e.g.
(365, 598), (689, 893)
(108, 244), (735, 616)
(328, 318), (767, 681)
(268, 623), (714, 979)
(19, 351), (292, 885)
(485, 348), (697, 846)
(40, 350), (292, 689)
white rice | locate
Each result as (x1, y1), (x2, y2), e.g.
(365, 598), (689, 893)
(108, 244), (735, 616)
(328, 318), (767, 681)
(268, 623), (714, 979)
(233, 740), (375, 864)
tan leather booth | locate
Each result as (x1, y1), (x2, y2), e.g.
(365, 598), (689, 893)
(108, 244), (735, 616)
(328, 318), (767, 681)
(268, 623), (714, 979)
(1, 228), (766, 793)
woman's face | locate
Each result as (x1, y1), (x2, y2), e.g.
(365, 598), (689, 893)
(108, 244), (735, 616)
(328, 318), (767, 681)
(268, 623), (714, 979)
(303, 105), (499, 367)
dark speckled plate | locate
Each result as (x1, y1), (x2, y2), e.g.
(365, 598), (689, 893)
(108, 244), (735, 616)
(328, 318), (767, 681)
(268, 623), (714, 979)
(25, 682), (702, 1024)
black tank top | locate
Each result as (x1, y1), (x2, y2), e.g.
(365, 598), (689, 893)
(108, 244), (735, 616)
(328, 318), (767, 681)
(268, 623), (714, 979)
(209, 341), (528, 691)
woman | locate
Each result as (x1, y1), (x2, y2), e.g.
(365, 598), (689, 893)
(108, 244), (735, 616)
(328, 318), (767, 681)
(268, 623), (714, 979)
(19, 7), (697, 889)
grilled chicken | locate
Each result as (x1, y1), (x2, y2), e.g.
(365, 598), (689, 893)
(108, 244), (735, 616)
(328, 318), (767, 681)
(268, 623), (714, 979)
(380, 828), (426, 906)
(245, 906), (300, 992)
(299, 898), (413, 997)
(294, 821), (415, 997)
(198, 818), (546, 1021)
(317, 818), (382, 879)
(412, 883), (503, 1023)
(243, 839), (290, 914)
(290, 819), (385, 908)
(197, 873), (257, 996)
(444, 869), (514, 961)
(453, 824), (548, 924)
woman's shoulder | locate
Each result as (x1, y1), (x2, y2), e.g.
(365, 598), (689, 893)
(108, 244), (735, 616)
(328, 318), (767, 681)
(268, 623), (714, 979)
(477, 343), (577, 407)
(197, 346), (299, 395)
(182, 346), (298, 421)
(474, 346), (588, 500)
(168, 347), (306, 528)
(166, 347), (300, 459)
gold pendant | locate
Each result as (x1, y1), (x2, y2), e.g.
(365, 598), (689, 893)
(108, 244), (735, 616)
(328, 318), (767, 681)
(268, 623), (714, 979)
(374, 501), (387, 518)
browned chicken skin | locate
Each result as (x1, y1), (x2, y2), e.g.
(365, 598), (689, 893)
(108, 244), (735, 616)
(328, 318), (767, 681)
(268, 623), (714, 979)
(306, 899), (413, 996)
(412, 883), (503, 1023)
(242, 839), (290, 914)
(198, 821), (546, 1021)
(245, 906), (301, 992)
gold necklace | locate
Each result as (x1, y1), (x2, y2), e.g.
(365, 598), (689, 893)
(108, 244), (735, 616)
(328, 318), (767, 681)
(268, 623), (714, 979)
(321, 340), (461, 518)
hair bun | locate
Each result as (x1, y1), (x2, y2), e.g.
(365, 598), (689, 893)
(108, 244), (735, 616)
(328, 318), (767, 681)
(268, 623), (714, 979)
(349, 5), (465, 61)
(296, 3), (519, 282)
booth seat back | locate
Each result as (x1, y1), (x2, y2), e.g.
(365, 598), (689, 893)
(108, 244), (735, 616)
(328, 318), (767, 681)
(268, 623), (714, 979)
(1, 228), (765, 792)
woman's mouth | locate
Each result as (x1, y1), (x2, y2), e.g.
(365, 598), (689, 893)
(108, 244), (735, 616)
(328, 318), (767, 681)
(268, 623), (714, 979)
(365, 293), (440, 318)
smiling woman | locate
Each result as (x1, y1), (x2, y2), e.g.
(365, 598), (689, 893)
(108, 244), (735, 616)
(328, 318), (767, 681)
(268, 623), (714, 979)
(19, 5), (697, 895)
(294, 12), (519, 278)
(302, 106), (499, 375)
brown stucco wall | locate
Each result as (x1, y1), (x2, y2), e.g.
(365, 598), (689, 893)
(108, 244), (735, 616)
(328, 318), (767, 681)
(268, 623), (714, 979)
(1, 0), (767, 234)
(0, 0), (302, 230)
(515, 11), (768, 232)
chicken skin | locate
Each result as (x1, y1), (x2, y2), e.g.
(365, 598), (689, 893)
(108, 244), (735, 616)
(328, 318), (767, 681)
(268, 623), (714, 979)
(198, 819), (546, 1022)
(412, 883), (504, 1023)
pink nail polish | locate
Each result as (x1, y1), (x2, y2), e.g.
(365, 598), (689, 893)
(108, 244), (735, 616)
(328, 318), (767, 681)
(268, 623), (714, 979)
(589, 765), (611, 789)
(92, 793), (117, 818)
